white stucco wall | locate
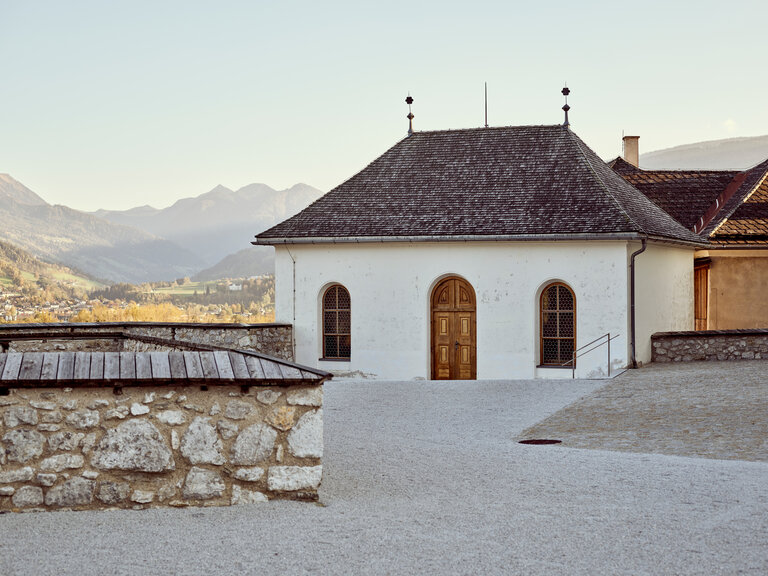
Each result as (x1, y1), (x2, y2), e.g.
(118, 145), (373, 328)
(632, 243), (694, 365)
(275, 241), (638, 380)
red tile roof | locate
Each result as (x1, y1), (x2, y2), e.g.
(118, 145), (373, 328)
(608, 158), (738, 230)
(709, 166), (768, 244)
(611, 157), (768, 247)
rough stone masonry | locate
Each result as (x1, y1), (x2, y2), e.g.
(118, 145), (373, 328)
(0, 383), (323, 512)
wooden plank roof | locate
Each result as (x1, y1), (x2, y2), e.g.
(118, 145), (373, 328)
(0, 350), (328, 388)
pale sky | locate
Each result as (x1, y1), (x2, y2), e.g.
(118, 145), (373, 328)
(2, 0), (766, 211)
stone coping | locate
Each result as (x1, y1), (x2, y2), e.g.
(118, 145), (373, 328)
(0, 322), (292, 331)
(653, 328), (768, 338)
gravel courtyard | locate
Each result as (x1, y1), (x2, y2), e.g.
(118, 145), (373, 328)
(1, 361), (767, 575)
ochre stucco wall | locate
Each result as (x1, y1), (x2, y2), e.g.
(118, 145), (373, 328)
(708, 253), (768, 329)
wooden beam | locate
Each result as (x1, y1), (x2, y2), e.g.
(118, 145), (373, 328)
(104, 352), (120, 380)
(19, 353), (44, 381)
(90, 352), (105, 380)
(278, 364), (303, 380)
(199, 352), (219, 379)
(150, 351), (171, 380)
(261, 358), (283, 380)
(135, 353), (152, 380)
(244, 355), (266, 379)
(169, 351), (187, 379)
(228, 352), (250, 380)
(2, 353), (23, 381)
(40, 353), (59, 380)
(57, 352), (75, 381)
(74, 352), (91, 380)
(213, 351), (235, 380)
(119, 352), (135, 379)
(183, 351), (204, 380)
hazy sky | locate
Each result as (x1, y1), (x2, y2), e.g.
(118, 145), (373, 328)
(2, 1), (767, 211)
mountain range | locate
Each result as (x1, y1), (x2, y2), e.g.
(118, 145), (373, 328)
(0, 174), (322, 284)
(92, 183), (322, 267)
(640, 134), (768, 170)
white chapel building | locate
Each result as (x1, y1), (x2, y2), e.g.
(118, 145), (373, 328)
(255, 123), (705, 380)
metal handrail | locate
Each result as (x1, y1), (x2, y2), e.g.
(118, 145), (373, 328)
(560, 332), (621, 379)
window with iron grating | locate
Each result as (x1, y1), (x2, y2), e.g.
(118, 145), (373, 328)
(540, 283), (576, 366)
(322, 285), (351, 359)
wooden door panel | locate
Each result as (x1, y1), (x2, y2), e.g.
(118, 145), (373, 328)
(433, 311), (453, 379)
(456, 311), (474, 379)
(431, 277), (476, 380)
(459, 316), (469, 336)
(694, 266), (708, 331)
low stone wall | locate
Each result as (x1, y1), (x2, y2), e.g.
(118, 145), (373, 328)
(0, 383), (322, 512)
(0, 323), (293, 360)
(652, 329), (768, 362)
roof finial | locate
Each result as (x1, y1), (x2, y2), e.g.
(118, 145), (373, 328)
(484, 82), (488, 128)
(561, 84), (570, 129)
(405, 94), (414, 136)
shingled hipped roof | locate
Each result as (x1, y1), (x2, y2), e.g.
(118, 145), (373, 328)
(255, 126), (704, 246)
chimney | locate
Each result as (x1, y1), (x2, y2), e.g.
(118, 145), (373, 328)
(623, 135), (640, 167)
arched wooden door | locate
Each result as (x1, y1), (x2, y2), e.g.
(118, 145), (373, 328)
(431, 277), (476, 380)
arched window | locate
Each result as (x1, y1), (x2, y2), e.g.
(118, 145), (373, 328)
(540, 283), (576, 366)
(322, 285), (351, 359)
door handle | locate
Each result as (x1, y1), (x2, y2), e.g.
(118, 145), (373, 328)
(454, 341), (459, 350)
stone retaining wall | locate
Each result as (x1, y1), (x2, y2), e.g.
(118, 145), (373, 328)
(651, 329), (768, 362)
(0, 383), (322, 512)
(0, 323), (293, 360)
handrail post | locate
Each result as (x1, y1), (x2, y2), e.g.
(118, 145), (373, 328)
(572, 350), (576, 379)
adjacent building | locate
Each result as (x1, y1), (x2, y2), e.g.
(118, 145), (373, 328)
(611, 138), (768, 330)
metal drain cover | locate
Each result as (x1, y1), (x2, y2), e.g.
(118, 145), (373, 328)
(518, 439), (562, 445)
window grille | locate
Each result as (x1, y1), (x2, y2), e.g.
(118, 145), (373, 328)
(322, 285), (351, 359)
(540, 283), (576, 366)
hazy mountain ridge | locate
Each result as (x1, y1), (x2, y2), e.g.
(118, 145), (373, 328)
(0, 173), (47, 206)
(0, 174), (205, 283)
(641, 135), (768, 170)
(93, 182), (324, 267)
(0, 174), (322, 283)
(193, 247), (274, 281)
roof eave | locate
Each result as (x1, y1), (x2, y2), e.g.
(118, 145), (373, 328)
(255, 232), (708, 249)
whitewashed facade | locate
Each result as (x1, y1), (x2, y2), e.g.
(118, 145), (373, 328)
(274, 240), (694, 380)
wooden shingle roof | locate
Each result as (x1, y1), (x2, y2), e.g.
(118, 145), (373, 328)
(255, 126), (704, 246)
(0, 350), (328, 388)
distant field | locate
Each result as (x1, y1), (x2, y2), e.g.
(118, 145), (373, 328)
(51, 271), (106, 290)
(150, 281), (218, 296)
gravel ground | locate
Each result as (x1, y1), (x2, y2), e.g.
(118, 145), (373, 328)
(1, 365), (767, 575)
(520, 360), (768, 462)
